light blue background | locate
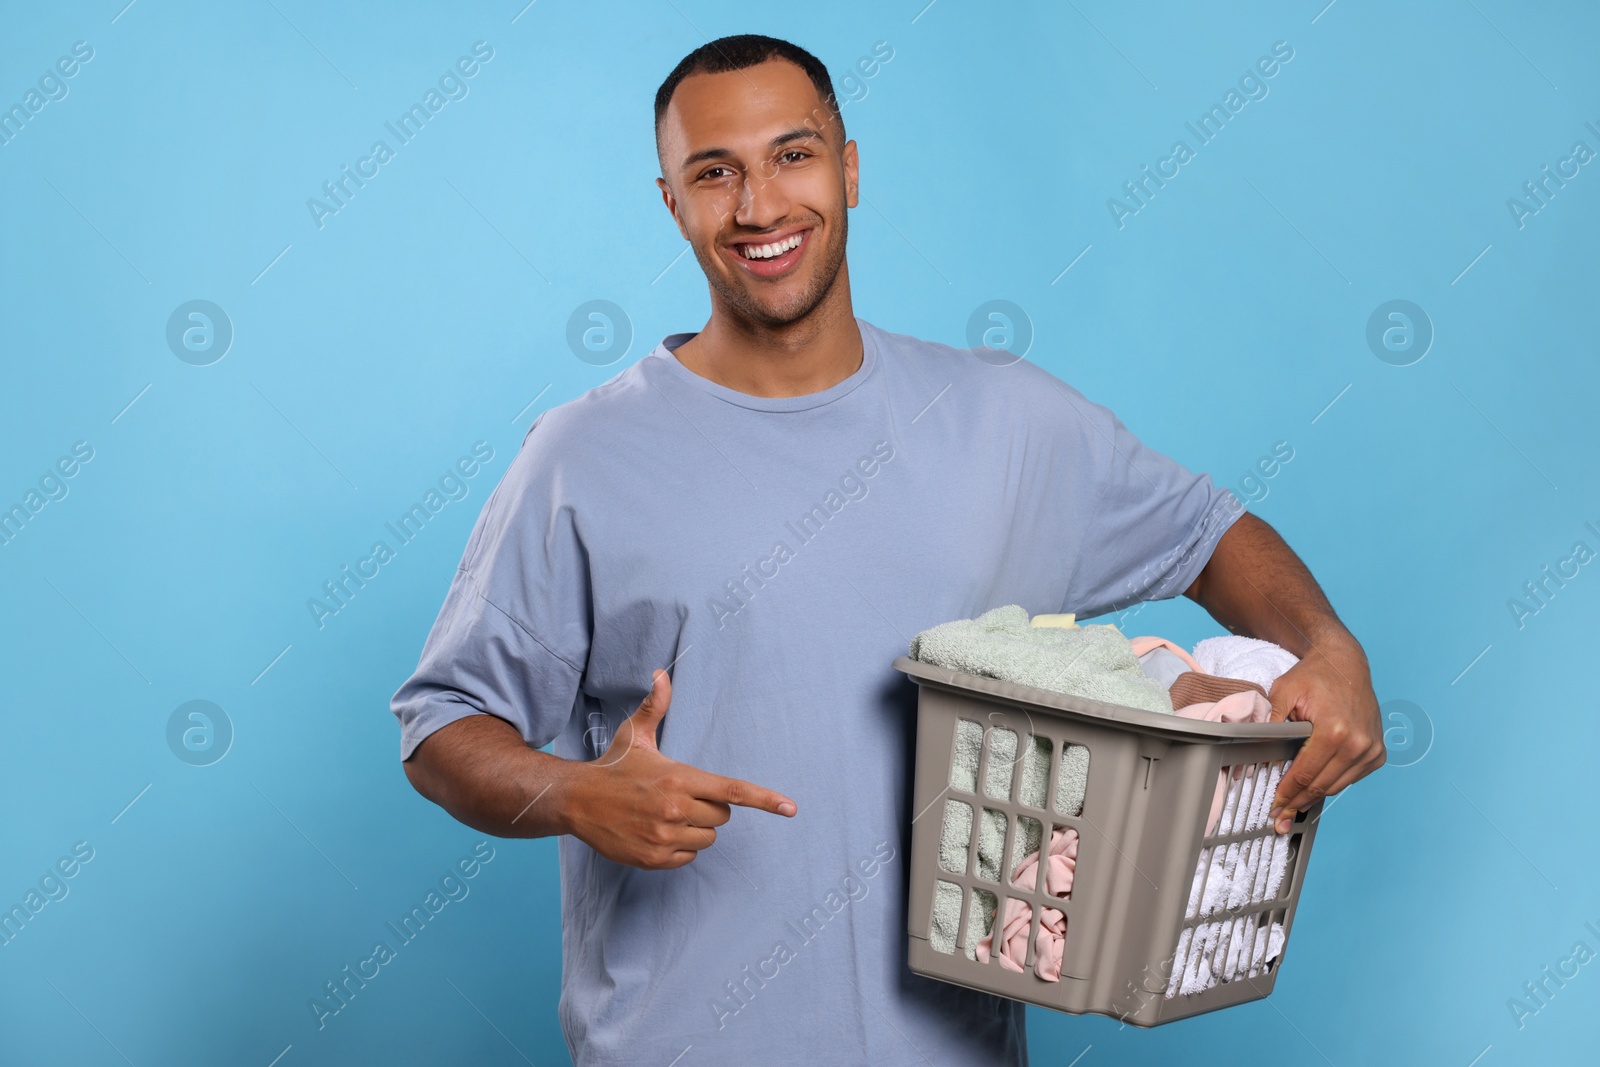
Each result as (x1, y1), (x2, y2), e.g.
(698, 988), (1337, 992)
(2, 0), (1596, 1063)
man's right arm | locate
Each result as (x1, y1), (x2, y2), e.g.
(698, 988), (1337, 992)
(400, 670), (798, 869)
(403, 712), (584, 839)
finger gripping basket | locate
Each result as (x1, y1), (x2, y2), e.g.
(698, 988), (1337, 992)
(894, 656), (1323, 1027)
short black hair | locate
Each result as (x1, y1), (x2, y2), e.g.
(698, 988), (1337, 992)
(653, 34), (845, 163)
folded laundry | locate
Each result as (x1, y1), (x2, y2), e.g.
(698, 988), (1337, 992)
(1129, 633), (1294, 836)
(979, 899), (1066, 979)
(1135, 645), (1193, 689)
(934, 718), (1086, 959)
(1167, 671), (1266, 709)
(1018, 825), (1080, 899)
(1173, 690), (1273, 726)
(916, 604), (1159, 958)
(917, 616), (1302, 983)
(1128, 635), (1204, 676)
(1164, 758), (1297, 997)
(975, 826), (1080, 980)
(1168, 917), (1286, 996)
(934, 724), (1017, 958)
(909, 606), (1174, 715)
(1173, 690), (1274, 836)
(1191, 635), (1299, 694)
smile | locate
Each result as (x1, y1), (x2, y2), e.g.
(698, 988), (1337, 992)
(727, 227), (811, 277)
(737, 232), (804, 259)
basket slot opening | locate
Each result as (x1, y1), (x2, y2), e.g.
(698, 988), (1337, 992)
(938, 799), (973, 876)
(1211, 761), (1249, 840)
(1269, 834), (1302, 903)
(1225, 760), (1261, 836)
(1249, 907), (1289, 979)
(1163, 927), (1192, 999)
(1184, 846), (1213, 921)
(1218, 914), (1249, 985)
(1201, 915), (1231, 988)
(975, 807), (1008, 882)
(1198, 839), (1235, 919)
(964, 887), (999, 962)
(1236, 835), (1268, 909)
(1226, 835), (1251, 904)
(982, 724), (1018, 802)
(1041, 822), (1079, 901)
(930, 879), (962, 955)
(1242, 762), (1273, 834)
(949, 718), (984, 793)
(1052, 740), (1090, 818)
(1019, 733), (1051, 808)
(1009, 815), (1044, 891)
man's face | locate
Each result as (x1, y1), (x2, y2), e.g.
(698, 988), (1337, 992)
(656, 59), (859, 329)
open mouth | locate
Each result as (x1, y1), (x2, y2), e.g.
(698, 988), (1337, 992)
(728, 227), (811, 278)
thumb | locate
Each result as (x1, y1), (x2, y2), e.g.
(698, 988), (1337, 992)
(1265, 667), (1306, 723)
(599, 670), (671, 765)
(626, 669), (672, 744)
(1267, 690), (1290, 723)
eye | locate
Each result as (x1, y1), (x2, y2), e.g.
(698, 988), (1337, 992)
(779, 150), (811, 164)
(697, 165), (733, 181)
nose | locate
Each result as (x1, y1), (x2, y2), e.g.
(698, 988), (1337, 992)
(734, 163), (791, 231)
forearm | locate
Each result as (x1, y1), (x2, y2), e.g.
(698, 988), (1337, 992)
(1187, 512), (1386, 817)
(402, 712), (590, 839)
(1184, 512), (1364, 663)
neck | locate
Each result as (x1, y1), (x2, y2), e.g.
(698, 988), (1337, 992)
(673, 264), (862, 398)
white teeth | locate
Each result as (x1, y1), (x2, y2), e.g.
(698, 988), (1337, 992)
(740, 233), (803, 260)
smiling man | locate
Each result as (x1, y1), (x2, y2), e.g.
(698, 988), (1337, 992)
(392, 34), (1384, 1067)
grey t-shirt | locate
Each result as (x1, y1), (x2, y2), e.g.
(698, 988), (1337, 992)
(390, 317), (1243, 1066)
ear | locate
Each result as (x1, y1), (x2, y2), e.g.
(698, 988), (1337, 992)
(842, 139), (860, 208)
(656, 176), (689, 240)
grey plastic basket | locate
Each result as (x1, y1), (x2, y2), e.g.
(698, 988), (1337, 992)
(895, 655), (1324, 1026)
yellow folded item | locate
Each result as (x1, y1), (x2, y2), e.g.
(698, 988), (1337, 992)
(1029, 613), (1123, 637)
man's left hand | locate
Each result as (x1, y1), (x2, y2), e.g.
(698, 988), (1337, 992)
(1265, 636), (1385, 833)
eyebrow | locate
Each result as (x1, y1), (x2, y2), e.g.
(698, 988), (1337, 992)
(679, 126), (829, 172)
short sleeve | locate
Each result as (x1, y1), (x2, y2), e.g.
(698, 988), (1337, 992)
(1056, 386), (1245, 621)
(390, 419), (592, 760)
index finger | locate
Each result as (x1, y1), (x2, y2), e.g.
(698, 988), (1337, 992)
(688, 767), (797, 817)
(1272, 728), (1341, 821)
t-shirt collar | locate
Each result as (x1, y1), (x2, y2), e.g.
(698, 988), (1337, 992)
(651, 317), (879, 412)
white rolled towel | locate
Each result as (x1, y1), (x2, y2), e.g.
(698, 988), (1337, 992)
(1192, 636), (1299, 693)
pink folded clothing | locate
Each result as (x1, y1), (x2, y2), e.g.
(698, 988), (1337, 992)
(1175, 691), (1274, 835)
(976, 826), (1079, 980)
(1021, 825), (1080, 899)
(985, 902), (1066, 979)
(1128, 635), (1205, 674)
(1174, 689), (1273, 726)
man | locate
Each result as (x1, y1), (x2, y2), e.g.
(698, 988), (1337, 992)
(392, 34), (1383, 1066)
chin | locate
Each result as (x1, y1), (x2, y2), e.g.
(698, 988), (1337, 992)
(745, 295), (824, 328)
(714, 279), (821, 328)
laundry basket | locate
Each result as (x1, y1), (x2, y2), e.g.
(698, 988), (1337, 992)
(894, 655), (1324, 1027)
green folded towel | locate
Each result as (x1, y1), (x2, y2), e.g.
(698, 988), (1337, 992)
(909, 604), (1174, 714)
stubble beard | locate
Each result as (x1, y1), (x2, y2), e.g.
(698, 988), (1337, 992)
(695, 205), (848, 330)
